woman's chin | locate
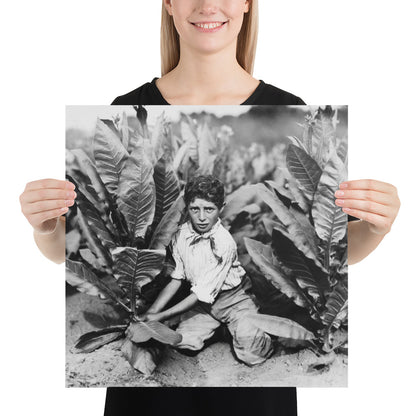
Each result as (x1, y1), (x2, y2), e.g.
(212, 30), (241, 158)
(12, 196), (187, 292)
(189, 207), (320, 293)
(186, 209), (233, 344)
(181, 32), (235, 56)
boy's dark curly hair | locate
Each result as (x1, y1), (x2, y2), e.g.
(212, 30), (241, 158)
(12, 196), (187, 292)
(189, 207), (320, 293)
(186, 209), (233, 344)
(184, 175), (225, 209)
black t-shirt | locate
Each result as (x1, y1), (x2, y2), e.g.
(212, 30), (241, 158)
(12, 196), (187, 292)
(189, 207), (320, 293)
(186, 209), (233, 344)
(111, 77), (305, 105)
(105, 78), (307, 416)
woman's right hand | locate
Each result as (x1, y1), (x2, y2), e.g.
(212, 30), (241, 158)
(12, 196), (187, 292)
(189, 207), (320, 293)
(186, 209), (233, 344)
(20, 179), (76, 234)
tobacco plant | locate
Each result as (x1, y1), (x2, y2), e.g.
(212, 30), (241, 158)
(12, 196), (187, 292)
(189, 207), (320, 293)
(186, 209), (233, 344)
(241, 106), (348, 351)
(66, 107), (254, 373)
(66, 107), (187, 372)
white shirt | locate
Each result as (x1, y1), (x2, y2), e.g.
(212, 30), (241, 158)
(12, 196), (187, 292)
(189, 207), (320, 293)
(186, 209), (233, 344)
(170, 219), (245, 304)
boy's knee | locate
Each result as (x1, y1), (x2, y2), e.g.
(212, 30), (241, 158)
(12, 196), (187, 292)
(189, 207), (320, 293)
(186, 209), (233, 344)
(234, 347), (271, 366)
(233, 320), (274, 366)
(175, 332), (205, 351)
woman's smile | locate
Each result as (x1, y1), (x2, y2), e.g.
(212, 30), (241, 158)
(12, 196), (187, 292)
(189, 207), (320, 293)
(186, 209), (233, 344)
(190, 20), (229, 33)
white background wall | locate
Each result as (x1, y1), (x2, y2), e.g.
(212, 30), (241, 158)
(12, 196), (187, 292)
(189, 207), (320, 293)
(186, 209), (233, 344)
(1, 1), (415, 415)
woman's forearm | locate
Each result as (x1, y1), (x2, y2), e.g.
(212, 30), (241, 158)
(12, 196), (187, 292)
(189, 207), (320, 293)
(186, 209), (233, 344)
(347, 220), (385, 265)
(33, 216), (66, 264)
(148, 278), (183, 313)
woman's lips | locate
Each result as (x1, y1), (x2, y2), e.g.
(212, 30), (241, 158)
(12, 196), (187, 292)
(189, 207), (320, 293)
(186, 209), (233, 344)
(191, 21), (228, 33)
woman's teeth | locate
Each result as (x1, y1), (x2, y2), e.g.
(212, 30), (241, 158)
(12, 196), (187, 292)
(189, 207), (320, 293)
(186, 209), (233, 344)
(194, 22), (225, 29)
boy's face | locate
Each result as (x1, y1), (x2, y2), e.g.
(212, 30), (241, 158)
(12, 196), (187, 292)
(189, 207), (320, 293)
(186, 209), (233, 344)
(187, 198), (221, 234)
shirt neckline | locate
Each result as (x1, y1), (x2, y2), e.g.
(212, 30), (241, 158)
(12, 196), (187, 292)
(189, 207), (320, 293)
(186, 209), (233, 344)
(150, 77), (266, 105)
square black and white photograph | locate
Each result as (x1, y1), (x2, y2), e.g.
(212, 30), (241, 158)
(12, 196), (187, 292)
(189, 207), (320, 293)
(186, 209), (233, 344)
(65, 104), (348, 387)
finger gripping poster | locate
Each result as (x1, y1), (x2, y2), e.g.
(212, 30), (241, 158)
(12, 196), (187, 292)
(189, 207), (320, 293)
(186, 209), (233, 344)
(66, 105), (348, 387)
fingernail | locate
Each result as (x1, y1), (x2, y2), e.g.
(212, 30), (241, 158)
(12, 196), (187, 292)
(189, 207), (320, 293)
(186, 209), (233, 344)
(61, 207), (69, 212)
(65, 200), (74, 206)
(340, 183), (348, 189)
(66, 181), (75, 190)
(336, 199), (345, 205)
(335, 190), (344, 197)
(342, 207), (351, 212)
(66, 191), (76, 199)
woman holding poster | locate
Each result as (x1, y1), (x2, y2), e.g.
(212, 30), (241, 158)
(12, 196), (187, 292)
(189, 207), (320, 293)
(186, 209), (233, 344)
(19, 1), (400, 416)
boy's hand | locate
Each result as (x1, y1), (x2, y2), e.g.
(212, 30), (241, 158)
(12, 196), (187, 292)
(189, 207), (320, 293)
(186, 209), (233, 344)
(335, 179), (400, 236)
(20, 179), (76, 234)
(136, 312), (165, 322)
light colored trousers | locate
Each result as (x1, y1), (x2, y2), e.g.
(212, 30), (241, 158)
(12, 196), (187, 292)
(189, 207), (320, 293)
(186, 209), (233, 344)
(175, 276), (274, 366)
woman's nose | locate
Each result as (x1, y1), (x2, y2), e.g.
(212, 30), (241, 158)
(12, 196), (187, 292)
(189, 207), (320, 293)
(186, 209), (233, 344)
(198, 0), (219, 15)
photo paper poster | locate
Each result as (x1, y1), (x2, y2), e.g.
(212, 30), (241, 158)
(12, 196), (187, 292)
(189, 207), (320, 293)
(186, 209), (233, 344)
(65, 104), (348, 387)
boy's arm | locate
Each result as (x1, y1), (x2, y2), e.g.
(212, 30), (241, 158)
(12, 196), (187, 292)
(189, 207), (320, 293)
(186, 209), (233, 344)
(140, 236), (187, 319)
(335, 179), (400, 265)
(144, 292), (199, 322)
(146, 278), (183, 314)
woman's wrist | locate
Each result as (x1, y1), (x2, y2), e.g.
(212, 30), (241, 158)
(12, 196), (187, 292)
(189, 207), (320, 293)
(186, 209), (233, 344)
(33, 217), (60, 236)
(33, 217), (66, 264)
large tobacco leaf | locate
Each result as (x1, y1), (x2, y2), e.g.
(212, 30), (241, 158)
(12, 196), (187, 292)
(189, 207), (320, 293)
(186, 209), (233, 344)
(66, 269), (103, 298)
(150, 112), (167, 161)
(79, 248), (102, 271)
(149, 194), (185, 250)
(336, 135), (348, 164)
(119, 111), (130, 149)
(271, 229), (330, 307)
(180, 119), (198, 164)
(287, 135), (308, 154)
(121, 338), (164, 375)
(111, 247), (166, 312)
(266, 171), (309, 213)
(153, 154), (180, 226)
(244, 237), (311, 310)
(69, 149), (109, 207)
(262, 217), (283, 237)
(310, 106), (336, 167)
(73, 325), (127, 353)
(75, 186), (118, 249)
(262, 216), (323, 272)
(256, 183), (319, 263)
(221, 184), (260, 224)
(311, 146), (347, 269)
(67, 154), (125, 240)
(66, 259), (129, 312)
(322, 278), (348, 331)
(66, 229), (81, 257)
(126, 321), (182, 345)
(302, 118), (313, 154)
(172, 140), (190, 172)
(94, 118), (129, 198)
(77, 209), (112, 269)
(286, 144), (322, 202)
(117, 143), (155, 241)
(196, 154), (217, 176)
(198, 122), (217, 168)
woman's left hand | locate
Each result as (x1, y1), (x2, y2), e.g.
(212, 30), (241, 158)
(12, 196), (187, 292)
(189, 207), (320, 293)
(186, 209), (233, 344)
(335, 179), (400, 235)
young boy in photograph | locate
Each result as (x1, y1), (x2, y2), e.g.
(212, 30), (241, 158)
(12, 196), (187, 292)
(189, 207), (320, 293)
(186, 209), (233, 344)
(138, 174), (274, 366)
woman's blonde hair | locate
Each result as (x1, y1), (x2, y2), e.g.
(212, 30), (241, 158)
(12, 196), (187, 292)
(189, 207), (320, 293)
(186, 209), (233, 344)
(160, 0), (258, 76)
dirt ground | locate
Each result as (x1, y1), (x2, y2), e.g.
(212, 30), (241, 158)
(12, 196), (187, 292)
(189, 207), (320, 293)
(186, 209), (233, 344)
(66, 291), (347, 388)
